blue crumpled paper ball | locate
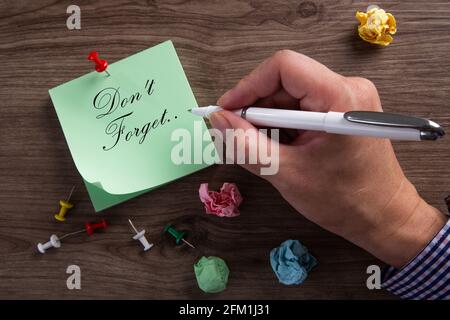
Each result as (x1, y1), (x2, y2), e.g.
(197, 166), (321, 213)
(270, 239), (317, 285)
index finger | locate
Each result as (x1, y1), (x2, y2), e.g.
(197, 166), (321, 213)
(217, 50), (346, 112)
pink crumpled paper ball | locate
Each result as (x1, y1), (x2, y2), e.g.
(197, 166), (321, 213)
(199, 183), (243, 217)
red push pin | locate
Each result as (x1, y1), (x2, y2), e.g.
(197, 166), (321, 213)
(85, 219), (108, 235)
(87, 51), (111, 77)
(59, 219), (108, 240)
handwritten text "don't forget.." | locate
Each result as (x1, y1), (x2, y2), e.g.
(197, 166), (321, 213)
(92, 79), (175, 151)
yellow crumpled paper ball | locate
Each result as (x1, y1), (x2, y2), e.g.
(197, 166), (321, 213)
(356, 5), (397, 46)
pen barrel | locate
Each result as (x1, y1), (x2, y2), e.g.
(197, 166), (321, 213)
(233, 108), (421, 141)
(234, 108), (326, 130)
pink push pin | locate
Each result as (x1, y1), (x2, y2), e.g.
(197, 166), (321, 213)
(87, 51), (111, 76)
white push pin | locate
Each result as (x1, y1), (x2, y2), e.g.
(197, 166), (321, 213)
(128, 219), (153, 251)
(37, 234), (61, 254)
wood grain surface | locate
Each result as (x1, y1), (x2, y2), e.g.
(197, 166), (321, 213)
(0, 0), (449, 299)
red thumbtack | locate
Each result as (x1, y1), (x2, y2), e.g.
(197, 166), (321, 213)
(87, 51), (111, 77)
(85, 219), (108, 235)
(58, 219), (109, 240)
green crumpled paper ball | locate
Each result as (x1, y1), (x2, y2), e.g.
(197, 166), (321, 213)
(194, 256), (230, 293)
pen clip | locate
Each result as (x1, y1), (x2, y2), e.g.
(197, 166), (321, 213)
(343, 111), (445, 141)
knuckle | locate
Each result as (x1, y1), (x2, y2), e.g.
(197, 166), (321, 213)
(239, 74), (252, 87)
(347, 77), (381, 111)
(273, 49), (298, 62)
(355, 77), (378, 96)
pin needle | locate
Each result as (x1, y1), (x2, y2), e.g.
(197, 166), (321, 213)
(182, 238), (195, 249)
(128, 219), (139, 234)
(59, 229), (85, 240)
(66, 185), (75, 202)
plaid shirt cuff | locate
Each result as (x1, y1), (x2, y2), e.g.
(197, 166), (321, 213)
(381, 218), (450, 300)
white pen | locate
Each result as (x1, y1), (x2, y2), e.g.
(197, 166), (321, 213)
(189, 105), (445, 141)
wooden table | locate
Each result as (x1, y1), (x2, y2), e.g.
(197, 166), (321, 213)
(0, 0), (448, 299)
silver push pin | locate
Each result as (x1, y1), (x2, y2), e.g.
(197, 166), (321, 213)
(37, 234), (61, 254)
(128, 219), (153, 251)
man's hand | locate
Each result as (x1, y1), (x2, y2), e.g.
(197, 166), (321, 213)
(210, 50), (446, 268)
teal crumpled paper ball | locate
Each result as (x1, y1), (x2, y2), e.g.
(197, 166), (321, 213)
(270, 239), (317, 285)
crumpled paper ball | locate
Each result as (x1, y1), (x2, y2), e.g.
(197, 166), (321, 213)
(270, 239), (317, 285)
(194, 256), (230, 293)
(199, 183), (243, 217)
(356, 5), (397, 46)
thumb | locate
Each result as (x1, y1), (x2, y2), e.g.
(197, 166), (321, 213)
(209, 110), (282, 178)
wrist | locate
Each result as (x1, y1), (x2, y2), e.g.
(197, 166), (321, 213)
(357, 180), (447, 268)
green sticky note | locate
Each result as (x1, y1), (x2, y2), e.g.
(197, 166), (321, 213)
(49, 41), (213, 211)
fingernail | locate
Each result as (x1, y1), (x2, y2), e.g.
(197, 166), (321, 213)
(209, 111), (231, 135)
